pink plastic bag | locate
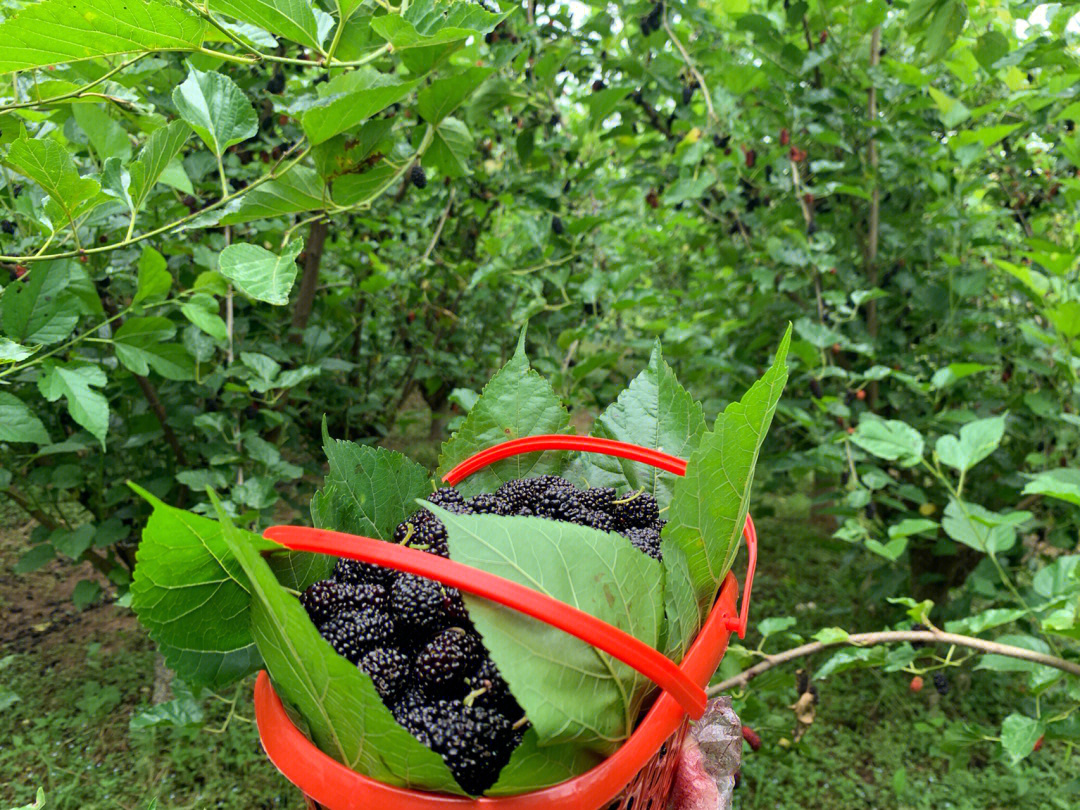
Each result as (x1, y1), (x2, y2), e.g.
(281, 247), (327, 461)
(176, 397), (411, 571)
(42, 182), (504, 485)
(668, 697), (741, 810)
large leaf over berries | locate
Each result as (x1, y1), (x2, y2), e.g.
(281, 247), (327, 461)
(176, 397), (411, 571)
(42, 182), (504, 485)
(437, 330), (571, 498)
(128, 485), (272, 687)
(0, 0), (206, 74)
(209, 495), (466, 795)
(310, 419), (433, 539)
(568, 342), (705, 508)
(662, 326), (790, 659)
(434, 507), (664, 752)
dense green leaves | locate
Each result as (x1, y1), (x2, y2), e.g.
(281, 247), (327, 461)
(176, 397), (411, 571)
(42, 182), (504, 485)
(569, 343), (706, 509)
(128, 122), (192, 213)
(221, 167), (327, 224)
(209, 0), (323, 51)
(1001, 714), (1043, 764)
(436, 507), (663, 752)
(129, 486), (266, 688)
(4, 136), (102, 226)
(0, 0), (206, 73)
(37, 362), (109, 448)
(300, 71), (421, 146)
(851, 418), (925, 467)
(1, 262), (78, 345)
(133, 248), (172, 306)
(0, 393), (49, 444)
(935, 415), (1006, 473)
(1023, 469), (1080, 508)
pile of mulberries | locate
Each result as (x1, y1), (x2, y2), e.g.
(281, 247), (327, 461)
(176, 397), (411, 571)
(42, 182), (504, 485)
(299, 477), (666, 793)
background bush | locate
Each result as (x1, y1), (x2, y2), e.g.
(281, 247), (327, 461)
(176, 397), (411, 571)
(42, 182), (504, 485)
(1, 0), (1079, 800)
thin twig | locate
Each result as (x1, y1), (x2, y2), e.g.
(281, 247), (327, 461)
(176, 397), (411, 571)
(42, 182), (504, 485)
(421, 189), (455, 263)
(0, 55), (147, 112)
(866, 26), (882, 406)
(709, 630), (1080, 695)
(662, 12), (717, 125)
(1, 143), (312, 263)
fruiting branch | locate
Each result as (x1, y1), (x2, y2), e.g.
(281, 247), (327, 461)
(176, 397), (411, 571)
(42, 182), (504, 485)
(708, 630), (1080, 696)
(661, 11), (717, 126)
(0, 143), (312, 264)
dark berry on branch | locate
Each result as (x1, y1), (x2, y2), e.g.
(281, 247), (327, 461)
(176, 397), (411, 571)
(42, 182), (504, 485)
(552, 216), (565, 235)
(267, 70), (285, 94)
(410, 164), (427, 189)
(682, 84), (694, 105)
(1, 220), (14, 234)
(809, 378), (823, 399)
(934, 672), (949, 695)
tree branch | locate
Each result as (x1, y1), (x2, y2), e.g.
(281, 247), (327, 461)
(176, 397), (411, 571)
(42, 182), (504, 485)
(708, 630), (1080, 696)
(290, 217), (328, 339)
(662, 11), (717, 126)
(134, 375), (188, 467)
(421, 189), (455, 264)
(866, 26), (882, 407)
(1, 143), (311, 264)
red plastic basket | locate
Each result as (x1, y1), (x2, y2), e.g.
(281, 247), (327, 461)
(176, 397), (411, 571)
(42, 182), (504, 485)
(256, 436), (757, 810)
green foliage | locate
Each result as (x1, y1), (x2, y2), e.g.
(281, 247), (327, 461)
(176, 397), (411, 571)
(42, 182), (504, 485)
(1, 0), (1079, 788)
(568, 342), (706, 508)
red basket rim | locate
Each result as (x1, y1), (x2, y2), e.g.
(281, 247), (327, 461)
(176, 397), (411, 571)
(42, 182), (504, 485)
(255, 435), (758, 807)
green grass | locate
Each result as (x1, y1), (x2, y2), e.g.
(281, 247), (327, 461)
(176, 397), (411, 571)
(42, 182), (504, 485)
(732, 498), (1076, 809)
(0, 634), (293, 810)
(0, 493), (1074, 809)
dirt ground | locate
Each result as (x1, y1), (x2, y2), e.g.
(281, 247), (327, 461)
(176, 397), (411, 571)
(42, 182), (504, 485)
(0, 518), (139, 659)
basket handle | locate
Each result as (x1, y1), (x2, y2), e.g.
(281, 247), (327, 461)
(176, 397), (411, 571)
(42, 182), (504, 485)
(441, 434), (755, 639)
(264, 525), (708, 719)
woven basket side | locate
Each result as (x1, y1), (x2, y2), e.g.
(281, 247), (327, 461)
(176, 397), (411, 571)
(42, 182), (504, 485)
(603, 715), (690, 810)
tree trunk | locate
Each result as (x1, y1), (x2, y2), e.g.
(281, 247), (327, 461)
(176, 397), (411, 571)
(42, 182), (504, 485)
(291, 218), (328, 341)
